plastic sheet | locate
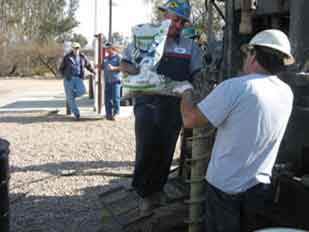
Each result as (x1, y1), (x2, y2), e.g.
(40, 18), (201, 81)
(122, 19), (183, 97)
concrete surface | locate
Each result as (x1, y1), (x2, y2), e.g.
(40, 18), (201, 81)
(0, 79), (133, 119)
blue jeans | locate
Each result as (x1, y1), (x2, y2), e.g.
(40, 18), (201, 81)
(64, 76), (86, 117)
(104, 81), (121, 118)
(204, 181), (274, 232)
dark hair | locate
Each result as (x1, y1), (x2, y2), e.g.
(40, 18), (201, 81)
(253, 45), (287, 74)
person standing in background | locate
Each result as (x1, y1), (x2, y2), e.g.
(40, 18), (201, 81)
(59, 42), (95, 120)
(102, 42), (122, 120)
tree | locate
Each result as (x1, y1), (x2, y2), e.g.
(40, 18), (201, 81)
(71, 33), (88, 48)
(0, 0), (81, 76)
(147, 0), (224, 39)
(0, 0), (80, 42)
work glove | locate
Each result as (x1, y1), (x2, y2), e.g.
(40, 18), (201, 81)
(172, 81), (194, 96)
(126, 67), (164, 87)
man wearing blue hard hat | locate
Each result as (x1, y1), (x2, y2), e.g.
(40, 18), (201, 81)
(121, 0), (203, 215)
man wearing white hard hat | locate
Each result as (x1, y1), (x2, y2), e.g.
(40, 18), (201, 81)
(59, 42), (95, 120)
(174, 29), (295, 231)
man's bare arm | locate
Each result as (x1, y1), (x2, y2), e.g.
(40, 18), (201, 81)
(120, 60), (140, 75)
(108, 64), (121, 72)
(181, 90), (209, 128)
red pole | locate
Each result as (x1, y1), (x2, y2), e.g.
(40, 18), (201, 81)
(97, 33), (103, 114)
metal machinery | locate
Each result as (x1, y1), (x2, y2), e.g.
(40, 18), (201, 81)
(0, 139), (10, 232)
(99, 1), (309, 231)
(218, 0), (309, 230)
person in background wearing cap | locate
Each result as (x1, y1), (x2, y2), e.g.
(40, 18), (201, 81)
(59, 42), (95, 120)
(101, 42), (122, 120)
(121, 0), (203, 215)
(174, 29), (295, 231)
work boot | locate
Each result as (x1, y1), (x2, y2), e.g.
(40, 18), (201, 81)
(106, 115), (115, 121)
(113, 112), (120, 121)
(74, 113), (80, 121)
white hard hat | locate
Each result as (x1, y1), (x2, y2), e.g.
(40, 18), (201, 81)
(254, 228), (306, 232)
(242, 29), (295, 65)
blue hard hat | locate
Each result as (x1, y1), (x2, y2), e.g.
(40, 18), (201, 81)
(158, 0), (191, 22)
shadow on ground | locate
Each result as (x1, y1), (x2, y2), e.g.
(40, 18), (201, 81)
(0, 111), (102, 124)
(10, 159), (135, 232)
(11, 160), (134, 177)
(1, 97), (93, 110)
(10, 181), (129, 232)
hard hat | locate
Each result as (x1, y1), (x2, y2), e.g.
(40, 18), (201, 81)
(71, 42), (81, 49)
(242, 29), (295, 65)
(181, 27), (198, 39)
(254, 228), (306, 232)
(158, 0), (191, 22)
(104, 41), (113, 48)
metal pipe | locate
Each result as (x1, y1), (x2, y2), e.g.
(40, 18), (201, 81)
(207, 0), (214, 43)
(108, 0), (112, 42)
(210, 0), (225, 21)
(239, 0), (256, 34)
(188, 127), (212, 232)
(97, 33), (103, 114)
(289, 0), (309, 71)
(186, 68), (215, 232)
(88, 76), (94, 99)
(224, 0), (235, 79)
(93, 0), (98, 111)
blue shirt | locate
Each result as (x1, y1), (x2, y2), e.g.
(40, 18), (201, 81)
(102, 54), (122, 83)
(72, 55), (81, 77)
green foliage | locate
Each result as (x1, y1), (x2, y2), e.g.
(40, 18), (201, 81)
(149, 0), (225, 40)
(1, 40), (64, 77)
(0, 0), (81, 76)
(0, 0), (79, 42)
(71, 33), (88, 48)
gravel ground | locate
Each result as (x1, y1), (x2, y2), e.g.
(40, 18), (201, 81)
(1, 110), (136, 232)
(0, 79), (182, 232)
(0, 79), (138, 232)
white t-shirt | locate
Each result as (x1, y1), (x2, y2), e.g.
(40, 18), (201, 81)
(198, 73), (293, 194)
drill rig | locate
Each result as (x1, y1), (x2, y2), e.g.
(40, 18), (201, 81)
(99, 1), (309, 231)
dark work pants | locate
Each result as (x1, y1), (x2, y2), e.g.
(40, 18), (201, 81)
(204, 181), (274, 232)
(132, 96), (182, 198)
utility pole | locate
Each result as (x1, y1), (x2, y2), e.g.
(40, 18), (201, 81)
(97, 33), (103, 114)
(108, 0), (112, 42)
(94, 0), (98, 112)
(290, 0), (309, 69)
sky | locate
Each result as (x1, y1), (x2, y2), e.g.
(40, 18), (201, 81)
(74, 0), (153, 43)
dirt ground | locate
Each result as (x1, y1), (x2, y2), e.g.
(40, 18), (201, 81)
(0, 79), (137, 232)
